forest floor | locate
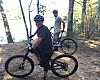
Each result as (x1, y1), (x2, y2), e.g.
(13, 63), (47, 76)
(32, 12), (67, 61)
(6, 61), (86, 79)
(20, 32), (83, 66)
(0, 37), (100, 80)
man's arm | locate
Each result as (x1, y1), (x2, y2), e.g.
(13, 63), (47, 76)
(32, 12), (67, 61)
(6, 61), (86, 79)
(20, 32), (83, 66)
(32, 37), (42, 48)
(62, 20), (65, 31)
(60, 17), (65, 31)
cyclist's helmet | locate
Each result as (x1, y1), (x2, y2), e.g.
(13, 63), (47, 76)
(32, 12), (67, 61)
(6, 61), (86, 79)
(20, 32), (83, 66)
(53, 10), (58, 13)
(34, 15), (44, 21)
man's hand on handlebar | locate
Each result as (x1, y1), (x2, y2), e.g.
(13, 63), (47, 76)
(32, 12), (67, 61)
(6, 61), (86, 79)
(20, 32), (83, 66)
(60, 29), (64, 32)
(29, 35), (34, 38)
(49, 27), (54, 30)
(28, 47), (35, 53)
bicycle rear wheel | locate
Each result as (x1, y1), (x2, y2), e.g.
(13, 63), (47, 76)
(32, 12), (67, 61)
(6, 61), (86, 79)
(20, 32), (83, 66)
(51, 55), (78, 77)
(5, 55), (34, 78)
(61, 38), (77, 55)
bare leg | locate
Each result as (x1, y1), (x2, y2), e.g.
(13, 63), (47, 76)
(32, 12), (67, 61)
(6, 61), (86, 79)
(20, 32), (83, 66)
(43, 69), (48, 80)
(44, 71), (48, 77)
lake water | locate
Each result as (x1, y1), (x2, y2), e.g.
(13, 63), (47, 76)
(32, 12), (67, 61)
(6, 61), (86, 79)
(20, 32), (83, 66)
(0, 18), (54, 44)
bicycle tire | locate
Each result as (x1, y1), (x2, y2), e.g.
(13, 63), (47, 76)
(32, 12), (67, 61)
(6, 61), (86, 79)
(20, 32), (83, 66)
(5, 55), (34, 78)
(61, 38), (78, 55)
(51, 55), (78, 77)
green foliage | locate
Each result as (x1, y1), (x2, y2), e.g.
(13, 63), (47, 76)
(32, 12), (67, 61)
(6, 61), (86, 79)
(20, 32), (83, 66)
(73, 18), (84, 35)
(39, 4), (46, 15)
(86, 0), (98, 38)
(73, 23), (82, 34)
(74, 0), (82, 20)
(63, 16), (67, 21)
(0, 36), (4, 42)
(73, 0), (98, 38)
(73, 0), (82, 34)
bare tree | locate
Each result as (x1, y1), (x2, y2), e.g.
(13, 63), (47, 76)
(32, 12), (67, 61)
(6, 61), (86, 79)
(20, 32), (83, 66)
(95, 0), (100, 30)
(67, 0), (75, 37)
(0, 0), (13, 43)
(37, 0), (39, 14)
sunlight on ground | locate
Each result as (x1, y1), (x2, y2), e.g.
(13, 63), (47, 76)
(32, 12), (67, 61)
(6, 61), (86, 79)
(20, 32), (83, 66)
(0, 48), (3, 52)
(53, 51), (71, 61)
(0, 57), (2, 62)
(88, 44), (97, 48)
(54, 51), (63, 55)
(4, 73), (13, 80)
(85, 40), (100, 48)
(0, 47), (4, 62)
(94, 66), (100, 73)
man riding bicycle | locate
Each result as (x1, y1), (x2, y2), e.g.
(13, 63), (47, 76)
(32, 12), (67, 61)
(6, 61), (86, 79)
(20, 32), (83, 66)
(32, 15), (53, 80)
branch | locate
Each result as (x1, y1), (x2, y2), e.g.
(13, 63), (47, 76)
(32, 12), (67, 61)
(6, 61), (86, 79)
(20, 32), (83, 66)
(75, 0), (82, 6)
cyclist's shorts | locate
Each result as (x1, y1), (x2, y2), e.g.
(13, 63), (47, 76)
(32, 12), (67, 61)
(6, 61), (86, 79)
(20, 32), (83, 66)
(34, 47), (53, 70)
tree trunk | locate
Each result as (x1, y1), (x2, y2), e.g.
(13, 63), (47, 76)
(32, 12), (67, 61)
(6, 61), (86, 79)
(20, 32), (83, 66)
(94, 0), (100, 33)
(0, 0), (13, 43)
(95, 0), (100, 37)
(81, 0), (87, 37)
(67, 0), (75, 37)
(37, 0), (39, 14)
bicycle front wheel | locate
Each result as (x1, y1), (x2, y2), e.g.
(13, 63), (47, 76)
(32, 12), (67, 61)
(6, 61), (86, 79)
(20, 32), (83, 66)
(5, 55), (34, 78)
(51, 55), (78, 77)
(61, 38), (78, 55)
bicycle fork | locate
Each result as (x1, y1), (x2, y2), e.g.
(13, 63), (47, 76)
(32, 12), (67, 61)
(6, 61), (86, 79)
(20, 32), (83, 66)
(19, 52), (29, 69)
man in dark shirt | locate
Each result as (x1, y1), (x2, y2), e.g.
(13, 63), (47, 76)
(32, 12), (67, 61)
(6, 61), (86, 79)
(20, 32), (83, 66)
(32, 15), (53, 80)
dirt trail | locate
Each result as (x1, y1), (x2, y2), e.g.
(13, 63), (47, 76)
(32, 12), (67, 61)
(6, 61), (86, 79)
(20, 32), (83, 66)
(0, 40), (100, 80)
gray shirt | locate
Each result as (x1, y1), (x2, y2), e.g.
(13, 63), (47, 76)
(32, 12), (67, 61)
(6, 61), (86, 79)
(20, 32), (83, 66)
(36, 25), (53, 53)
(54, 16), (63, 33)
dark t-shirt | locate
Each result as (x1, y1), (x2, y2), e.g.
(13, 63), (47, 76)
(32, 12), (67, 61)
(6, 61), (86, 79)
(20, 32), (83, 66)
(36, 25), (53, 53)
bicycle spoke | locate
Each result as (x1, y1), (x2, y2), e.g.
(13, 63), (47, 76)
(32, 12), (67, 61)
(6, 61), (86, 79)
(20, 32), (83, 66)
(61, 38), (77, 54)
(5, 55), (34, 78)
(8, 58), (32, 75)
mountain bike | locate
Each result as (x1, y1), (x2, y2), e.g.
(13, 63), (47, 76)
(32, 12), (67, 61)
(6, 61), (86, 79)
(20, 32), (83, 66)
(5, 35), (78, 78)
(50, 27), (78, 55)
(5, 0), (78, 78)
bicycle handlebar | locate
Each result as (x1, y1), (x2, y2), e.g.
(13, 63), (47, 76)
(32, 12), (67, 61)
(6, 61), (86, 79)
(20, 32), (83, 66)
(49, 27), (54, 31)
(29, 27), (65, 40)
(29, 31), (37, 39)
(49, 27), (64, 32)
(29, 35), (34, 38)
